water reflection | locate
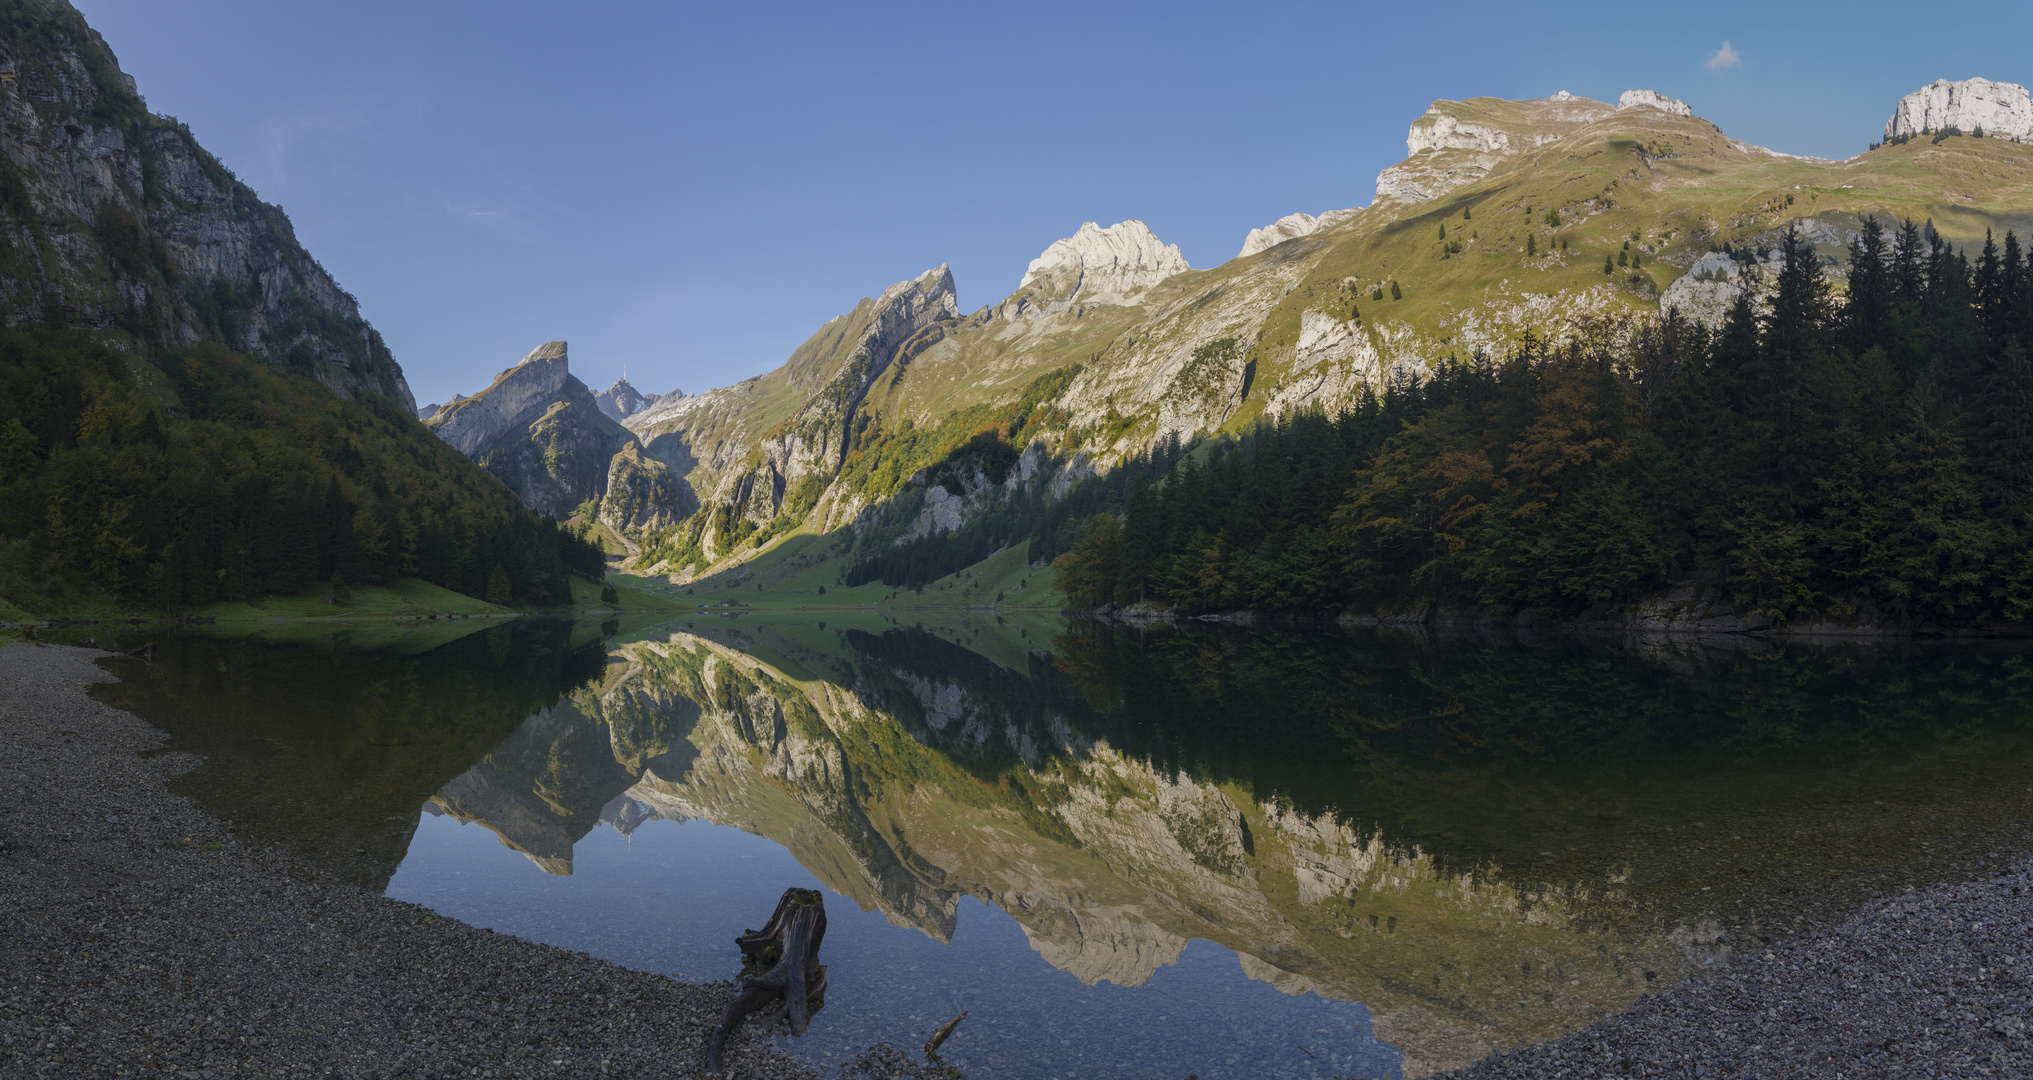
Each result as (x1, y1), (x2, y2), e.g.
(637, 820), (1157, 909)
(97, 617), (2033, 1077)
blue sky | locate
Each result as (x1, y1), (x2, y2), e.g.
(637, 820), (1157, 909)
(72, 1), (2033, 409)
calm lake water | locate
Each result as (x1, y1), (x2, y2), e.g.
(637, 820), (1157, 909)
(93, 614), (2033, 1078)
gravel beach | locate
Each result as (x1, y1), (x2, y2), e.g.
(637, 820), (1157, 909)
(0, 643), (938, 1080)
(5, 640), (2032, 1080)
(1441, 870), (2033, 1076)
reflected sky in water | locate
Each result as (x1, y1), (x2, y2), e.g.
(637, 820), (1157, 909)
(392, 811), (1391, 1079)
(93, 614), (2033, 1077)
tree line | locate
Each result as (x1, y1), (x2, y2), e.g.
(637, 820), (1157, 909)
(1055, 218), (2033, 624)
(0, 329), (607, 613)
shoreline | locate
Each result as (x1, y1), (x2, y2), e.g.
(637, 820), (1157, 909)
(6, 642), (2029, 1079)
(1439, 862), (2032, 1078)
(0, 644), (928, 1080)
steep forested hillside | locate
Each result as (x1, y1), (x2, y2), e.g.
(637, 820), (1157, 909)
(0, 1), (601, 616)
(1055, 220), (2033, 627)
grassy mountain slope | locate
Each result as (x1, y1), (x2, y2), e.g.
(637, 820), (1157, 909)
(605, 90), (2033, 604)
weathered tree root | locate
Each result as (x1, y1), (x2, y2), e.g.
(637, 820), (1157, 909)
(706, 887), (828, 1074)
(925, 1010), (966, 1062)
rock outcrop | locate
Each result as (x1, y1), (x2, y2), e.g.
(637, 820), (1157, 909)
(1017, 220), (1188, 304)
(0, 2), (415, 410)
(594, 377), (668, 422)
(427, 341), (668, 521)
(1618, 89), (1693, 117)
(1375, 93), (1614, 205)
(429, 341), (574, 458)
(1237, 208), (1362, 258)
(1884, 78), (2033, 141)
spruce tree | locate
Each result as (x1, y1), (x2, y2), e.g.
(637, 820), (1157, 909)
(1603, 254), (1615, 274)
(1390, 280), (1402, 300)
(1527, 234), (1536, 256)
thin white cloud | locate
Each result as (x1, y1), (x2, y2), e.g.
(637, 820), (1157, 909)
(1705, 40), (1741, 72)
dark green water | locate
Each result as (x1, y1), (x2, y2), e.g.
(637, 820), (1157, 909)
(90, 617), (2033, 1077)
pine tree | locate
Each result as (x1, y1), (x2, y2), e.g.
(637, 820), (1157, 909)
(1390, 281), (1402, 300)
(1603, 254), (1614, 275)
(1527, 234), (1537, 256)
(486, 563), (512, 606)
(1618, 250), (1629, 267)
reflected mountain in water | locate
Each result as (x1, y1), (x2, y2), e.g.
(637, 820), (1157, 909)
(417, 621), (2033, 1075)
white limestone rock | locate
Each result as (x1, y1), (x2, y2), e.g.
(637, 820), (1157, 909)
(1884, 78), (2033, 141)
(1618, 89), (1693, 118)
(1018, 220), (1188, 304)
(1236, 208), (1363, 258)
(1377, 96), (1611, 206)
(1406, 110), (1514, 155)
(1239, 212), (1316, 258)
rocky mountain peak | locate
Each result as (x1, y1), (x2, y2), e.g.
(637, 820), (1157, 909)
(428, 341), (576, 457)
(876, 264), (961, 321)
(1018, 221), (1189, 304)
(1885, 78), (2033, 141)
(594, 377), (670, 422)
(1618, 89), (1693, 117)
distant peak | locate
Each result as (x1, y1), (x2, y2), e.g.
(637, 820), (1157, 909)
(1885, 78), (2033, 141)
(1018, 220), (1188, 301)
(874, 264), (960, 317)
(1618, 89), (1693, 118)
(522, 340), (567, 364)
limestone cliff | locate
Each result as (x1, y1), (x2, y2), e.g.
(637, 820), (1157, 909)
(1237, 208), (1362, 258)
(427, 340), (672, 522)
(1885, 78), (2033, 141)
(1016, 220), (1188, 305)
(0, 0), (414, 410)
(625, 265), (961, 555)
(1375, 92), (1614, 205)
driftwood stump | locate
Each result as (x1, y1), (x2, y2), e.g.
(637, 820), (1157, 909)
(706, 887), (828, 1073)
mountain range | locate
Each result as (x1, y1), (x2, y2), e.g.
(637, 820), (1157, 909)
(424, 76), (2033, 596)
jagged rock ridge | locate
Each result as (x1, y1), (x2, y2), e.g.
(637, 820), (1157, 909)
(1018, 220), (1188, 304)
(594, 377), (670, 422)
(427, 340), (682, 529)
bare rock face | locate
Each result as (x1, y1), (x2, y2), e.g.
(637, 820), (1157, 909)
(426, 340), (649, 519)
(428, 341), (573, 458)
(1884, 78), (2033, 141)
(0, 3), (415, 411)
(1236, 208), (1362, 259)
(594, 377), (668, 422)
(1619, 89), (1693, 117)
(1375, 93), (1613, 205)
(1018, 220), (1188, 304)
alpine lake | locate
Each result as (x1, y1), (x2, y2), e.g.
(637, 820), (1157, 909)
(84, 610), (2033, 1079)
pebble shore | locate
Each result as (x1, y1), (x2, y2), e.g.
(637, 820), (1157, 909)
(0, 644), (945, 1080)
(1442, 862), (2033, 1076)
